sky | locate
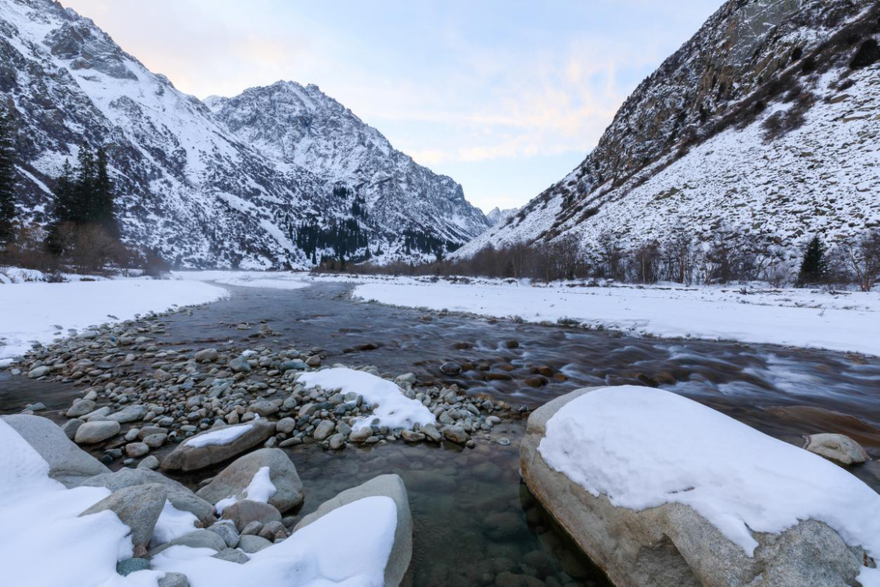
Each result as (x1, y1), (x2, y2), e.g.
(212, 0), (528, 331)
(62, 0), (723, 213)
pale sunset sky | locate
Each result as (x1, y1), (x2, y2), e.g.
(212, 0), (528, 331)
(62, 0), (722, 213)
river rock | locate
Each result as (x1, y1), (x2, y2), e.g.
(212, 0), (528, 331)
(237, 534), (272, 554)
(2, 415), (109, 486)
(194, 348), (219, 363)
(441, 425), (468, 445)
(208, 521), (240, 548)
(229, 356), (251, 373)
(440, 362), (462, 376)
(149, 529), (226, 557)
(294, 474), (412, 586)
(313, 420), (335, 440)
(805, 433), (869, 466)
(80, 484), (167, 553)
(197, 448), (304, 513)
(221, 499), (282, 531)
(66, 399), (96, 418)
(125, 442), (150, 458)
(158, 573), (190, 587)
(520, 388), (872, 587)
(75, 420), (121, 444)
(61, 418), (84, 440)
(27, 366), (51, 379)
(78, 468), (216, 524)
(107, 404), (148, 424)
(160, 419), (275, 472)
(213, 548), (249, 564)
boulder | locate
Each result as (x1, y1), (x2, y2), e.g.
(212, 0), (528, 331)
(805, 433), (869, 466)
(221, 499), (282, 531)
(160, 420), (275, 472)
(196, 448), (304, 513)
(75, 420), (121, 444)
(295, 474), (412, 586)
(77, 468), (216, 524)
(1, 415), (108, 486)
(520, 388), (873, 587)
(80, 484), (167, 553)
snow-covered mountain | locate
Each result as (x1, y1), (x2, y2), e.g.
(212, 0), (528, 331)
(485, 207), (518, 226)
(1, 0), (487, 268)
(207, 81), (489, 256)
(456, 0), (880, 266)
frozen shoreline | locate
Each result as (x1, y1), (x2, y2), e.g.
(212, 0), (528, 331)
(0, 273), (228, 366)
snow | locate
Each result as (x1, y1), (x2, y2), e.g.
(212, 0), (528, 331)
(185, 424), (253, 448)
(0, 277), (228, 367)
(537, 386), (880, 580)
(152, 496), (398, 587)
(298, 367), (436, 431)
(151, 501), (199, 547)
(351, 277), (880, 356)
(0, 419), (163, 587)
(214, 466), (276, 515)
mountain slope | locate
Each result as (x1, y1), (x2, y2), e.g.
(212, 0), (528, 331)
(1, 0), (486, 268)
(208, 82), (488, 254)
(456, 0), (880, 268)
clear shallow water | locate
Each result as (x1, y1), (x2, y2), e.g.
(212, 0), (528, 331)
(2, 280), (879, 585)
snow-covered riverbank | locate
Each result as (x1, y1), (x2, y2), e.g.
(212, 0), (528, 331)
(351, 277), (880, 357)
(0, 275), (227, 366)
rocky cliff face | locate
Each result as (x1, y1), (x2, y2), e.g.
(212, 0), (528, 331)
(456, 0), (880, 265)
(1, 0), (487, 268)
(208, 81), (489, 255)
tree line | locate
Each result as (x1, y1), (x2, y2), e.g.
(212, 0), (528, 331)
(0, 104), (167, 275)
(326, 228), (880, 292)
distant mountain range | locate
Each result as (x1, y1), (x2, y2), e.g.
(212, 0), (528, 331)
(1, 0), (488, 268)
(456, 0), (880, 266)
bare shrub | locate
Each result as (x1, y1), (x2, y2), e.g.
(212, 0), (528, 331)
(840, 230), (880, 292)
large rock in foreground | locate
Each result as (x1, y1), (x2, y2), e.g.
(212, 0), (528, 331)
(295, 474), (413, 586)
(80, 483), (167, 555)
(161, 420), (275, 472)
(196, 448), (304, 513)
(77, 467), (217, 525)
(1, 415), (109, 487)
(520, 387), (879, 587)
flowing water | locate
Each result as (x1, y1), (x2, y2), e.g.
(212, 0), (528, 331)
(2, 281), (879, 586)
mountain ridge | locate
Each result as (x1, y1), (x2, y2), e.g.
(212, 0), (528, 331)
(1, 0), (487, 268)
(455, 0), (880, 271)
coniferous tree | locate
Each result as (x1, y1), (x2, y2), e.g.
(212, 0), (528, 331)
(46, 143), (118, 256)
(46, 160), (75, 255)
(0, 106), (16, 244)
(94, 147), (118, 236)
(798, 235), (827, 285)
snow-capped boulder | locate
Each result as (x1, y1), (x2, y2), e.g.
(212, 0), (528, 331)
(1, 414), (108, 487)
(161, 420), (275, 472)
(196, 448), (304, 513)
(294, 474), (413, 586)
(77, 468), (217, 525)
(520, 387), (880, 587)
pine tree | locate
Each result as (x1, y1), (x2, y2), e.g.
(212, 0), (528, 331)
(798, 235), (827, 285)
(0, 106), (16, 244)
(46, 160), (76, 255)
(74, 144), (97, 224)
(93, 147), (118, 236)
